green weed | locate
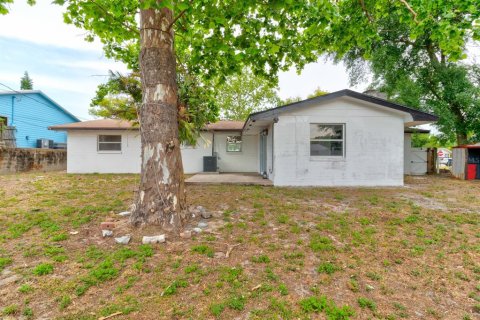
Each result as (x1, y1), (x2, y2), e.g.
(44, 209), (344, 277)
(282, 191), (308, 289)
(210, 303), (225, 317)
(23, 307), (34, 319)
(33, 263), (54, 276)
(227, 295), (246, 310)
(2, 304), (18, 315)
(51, 233), (68, 241)
(252, 255), (270, 263)
(163, 279), (188, 296)
(59, 295), (72, 310)
(191, 245), (214, 258)
(278, 283), (289, 295)
(357, 297), (376, 311)
(309, 234), (335, 252)
(0, 256), (12, 271)
(18, 284), (34, 293)
(317, 262), (340, 275)
(299, 296), (354, 319)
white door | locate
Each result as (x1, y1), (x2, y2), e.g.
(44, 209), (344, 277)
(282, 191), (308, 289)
(410, 148), (428, 175)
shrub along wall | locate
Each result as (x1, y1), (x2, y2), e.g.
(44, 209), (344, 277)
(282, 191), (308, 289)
(0, 148), (67, 174)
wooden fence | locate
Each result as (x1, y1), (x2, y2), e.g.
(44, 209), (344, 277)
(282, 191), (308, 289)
(0, 126), (16, 148)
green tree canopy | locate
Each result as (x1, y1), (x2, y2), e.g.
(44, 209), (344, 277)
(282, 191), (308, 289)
(46, 0), (331, 146)
(306, 87), (328, 99)
(51, 1), (327, 79)
(20, 71), (33, 90)
(305, 0), (480, 144)
(411, 133), (454, 148)
(89, 71), (218, 145)
(217, 69), (280, 121)
(280, 96), (302, 105)
(90, 71), (141, 122)
(280, 87), (329, 105)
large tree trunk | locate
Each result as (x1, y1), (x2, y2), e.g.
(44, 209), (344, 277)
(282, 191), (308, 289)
(130, 6), (186, 230)
(456, 133), (468, 146)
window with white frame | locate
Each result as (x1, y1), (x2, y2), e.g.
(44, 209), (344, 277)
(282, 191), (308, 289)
(310, 124), (345, 157)
(98, 135), (122, 151)
(226, 135), (242, 152)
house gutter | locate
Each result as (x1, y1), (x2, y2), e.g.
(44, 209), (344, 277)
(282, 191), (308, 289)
(10, 96), (15, 125)
(212, 132), (215, 156)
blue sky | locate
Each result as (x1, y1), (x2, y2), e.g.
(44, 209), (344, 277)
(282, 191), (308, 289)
(0, 1), (365, 120)
(0, 36), (126, 120)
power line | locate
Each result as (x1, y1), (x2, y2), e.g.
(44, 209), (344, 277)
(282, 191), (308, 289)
(13, 118), (58, 129)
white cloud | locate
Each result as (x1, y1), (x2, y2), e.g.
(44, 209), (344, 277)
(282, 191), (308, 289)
(0, 0), (103, 51)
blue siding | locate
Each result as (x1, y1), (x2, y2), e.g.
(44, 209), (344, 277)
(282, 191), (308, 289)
(0, 92), (79, 148)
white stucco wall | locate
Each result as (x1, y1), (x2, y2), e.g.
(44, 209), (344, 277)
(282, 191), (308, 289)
(214, 131), (259, 172)
(272, 97), (405, 186)
(67, 131), (212, 174)
(404, 133), (412, 174)
(182, 132), (213, 174)
(67, 130), (141, 174)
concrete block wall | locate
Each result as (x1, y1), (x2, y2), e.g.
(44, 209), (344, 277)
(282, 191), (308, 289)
(272, 97), (405, 186)
(0, 148), (67, 174)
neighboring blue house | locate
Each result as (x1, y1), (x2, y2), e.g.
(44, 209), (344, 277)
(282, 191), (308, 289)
(0, 90), (79, 148)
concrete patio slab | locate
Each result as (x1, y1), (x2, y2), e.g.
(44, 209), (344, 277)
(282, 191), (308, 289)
(185, 173), (273, 186)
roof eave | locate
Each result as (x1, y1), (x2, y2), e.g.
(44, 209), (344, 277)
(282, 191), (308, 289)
(245, 89), (438, 124)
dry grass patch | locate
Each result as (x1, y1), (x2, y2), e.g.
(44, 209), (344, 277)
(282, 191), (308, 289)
(0, 172), (479, 319)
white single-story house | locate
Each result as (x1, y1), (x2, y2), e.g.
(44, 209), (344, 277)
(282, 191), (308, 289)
(49, 89), (437, 186)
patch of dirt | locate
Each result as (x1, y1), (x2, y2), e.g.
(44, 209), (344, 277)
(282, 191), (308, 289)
(399, 193), (448, 211)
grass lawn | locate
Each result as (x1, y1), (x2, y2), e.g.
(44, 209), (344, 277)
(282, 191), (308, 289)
(0, 173), (479, 319)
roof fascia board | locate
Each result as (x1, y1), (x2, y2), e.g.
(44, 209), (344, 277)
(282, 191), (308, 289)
(247, 89), (438, 123)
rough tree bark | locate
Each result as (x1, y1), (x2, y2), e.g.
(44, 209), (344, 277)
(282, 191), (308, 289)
(130, 5), (187, 230)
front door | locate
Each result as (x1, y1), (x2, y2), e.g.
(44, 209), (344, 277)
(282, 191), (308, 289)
(259, 131), (267, 176)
